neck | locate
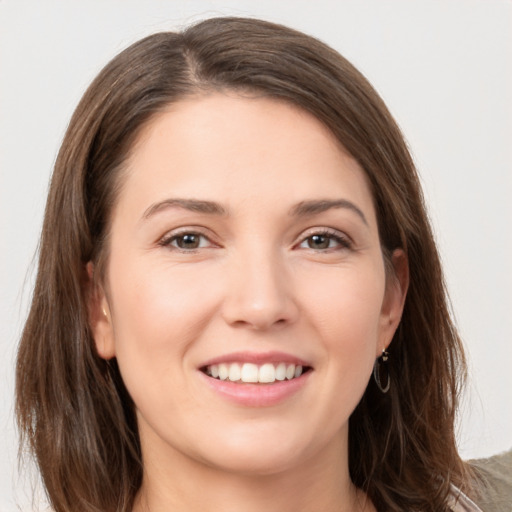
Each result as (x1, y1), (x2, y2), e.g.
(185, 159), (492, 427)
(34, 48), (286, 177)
(132, 433), (374, 512)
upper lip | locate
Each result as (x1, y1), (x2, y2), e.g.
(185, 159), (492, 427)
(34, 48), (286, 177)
(199, 351), (312, 368)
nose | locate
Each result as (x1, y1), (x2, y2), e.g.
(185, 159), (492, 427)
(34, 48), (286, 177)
(221, 249), (299, 331)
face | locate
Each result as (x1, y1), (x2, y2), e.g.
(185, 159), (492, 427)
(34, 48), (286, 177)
(90, 93), (406, 477)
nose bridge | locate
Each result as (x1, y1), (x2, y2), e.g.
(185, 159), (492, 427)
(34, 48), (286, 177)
(222, 238), (298, 329)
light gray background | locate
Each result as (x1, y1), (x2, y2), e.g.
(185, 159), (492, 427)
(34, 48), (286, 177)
(1, 1), (511, 510)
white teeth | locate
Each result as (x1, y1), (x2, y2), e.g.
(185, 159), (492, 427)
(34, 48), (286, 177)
(275, 362), (286, 381)
(206, 362), (307, 383)
(228, 362), (241, 382)
(285, 364), (295, 380)
(218, 363), (229, 381)
(258, 363), (276, 383)
(240, 363), (259, 383)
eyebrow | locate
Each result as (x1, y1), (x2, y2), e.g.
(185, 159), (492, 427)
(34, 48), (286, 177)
(141, 197), (367, 225)
(289, 199), (368, 225)
(142, 198), (228, 220)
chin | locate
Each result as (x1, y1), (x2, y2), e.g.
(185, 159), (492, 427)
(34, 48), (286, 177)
(204, 447), (303, 477)
(191, 424), (327, 477)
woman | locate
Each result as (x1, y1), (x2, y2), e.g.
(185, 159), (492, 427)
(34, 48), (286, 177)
(15, 16), (494, 512)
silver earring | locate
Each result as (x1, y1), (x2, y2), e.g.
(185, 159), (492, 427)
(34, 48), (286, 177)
(373, 350), (390, 393)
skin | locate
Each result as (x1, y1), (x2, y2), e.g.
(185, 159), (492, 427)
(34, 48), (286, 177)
(89, 93), (408, 512)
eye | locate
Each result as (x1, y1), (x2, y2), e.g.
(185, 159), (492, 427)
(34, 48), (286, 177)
(298, 230), (352, 251)
(159, 231), (212, 251)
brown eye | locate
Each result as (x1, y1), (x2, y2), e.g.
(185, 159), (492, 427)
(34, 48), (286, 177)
(307, 234), (330, 249)
(298, 230), (352, 251)
(175, 234), (201, 249)
(160, 232), (211, 250)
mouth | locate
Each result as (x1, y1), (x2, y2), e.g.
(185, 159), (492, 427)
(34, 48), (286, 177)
(198, 354), (313, 406)
(200, 362), (312, 384)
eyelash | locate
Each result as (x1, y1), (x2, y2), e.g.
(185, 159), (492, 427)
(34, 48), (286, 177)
(158, 230), (212, 252)
(297, 229), (352, 252)
(158, 228), (352, 252)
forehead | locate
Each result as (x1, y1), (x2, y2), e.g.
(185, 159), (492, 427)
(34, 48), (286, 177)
(117, 93), (376, 225)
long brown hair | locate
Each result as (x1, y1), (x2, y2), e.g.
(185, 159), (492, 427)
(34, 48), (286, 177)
(16, 17), (471, 511)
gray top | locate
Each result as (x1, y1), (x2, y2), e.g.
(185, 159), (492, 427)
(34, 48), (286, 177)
(469, 449), (512, 512)
(450, 486), (484, 511)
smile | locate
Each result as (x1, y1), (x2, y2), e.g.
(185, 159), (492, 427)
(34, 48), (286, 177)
(203, 362), (308, 384)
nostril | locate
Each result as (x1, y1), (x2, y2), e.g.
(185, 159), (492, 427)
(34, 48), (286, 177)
(220, 272), (300, 330)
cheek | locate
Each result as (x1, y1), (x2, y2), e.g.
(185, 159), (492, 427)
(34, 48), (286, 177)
(283, 263), (386, 442)
(110, 254), (218, 335)
(300, 262), (386, 401)
(301, 262), (386, 344)
(106, 258), (220, 400)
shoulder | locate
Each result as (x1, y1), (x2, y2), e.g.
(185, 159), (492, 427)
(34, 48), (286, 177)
(469, 448), (512, 512)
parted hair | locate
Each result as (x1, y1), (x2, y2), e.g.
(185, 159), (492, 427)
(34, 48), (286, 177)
(16, 17), (471, 512)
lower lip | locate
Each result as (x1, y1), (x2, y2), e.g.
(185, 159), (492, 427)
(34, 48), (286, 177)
(199, 371), (311, 407)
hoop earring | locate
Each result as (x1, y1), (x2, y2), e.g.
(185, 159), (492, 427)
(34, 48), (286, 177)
(373, 350), (390, 393)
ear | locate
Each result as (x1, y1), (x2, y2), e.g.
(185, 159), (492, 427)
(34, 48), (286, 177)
(85, 262), (116, 360)
(377, 249), (409, 356)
